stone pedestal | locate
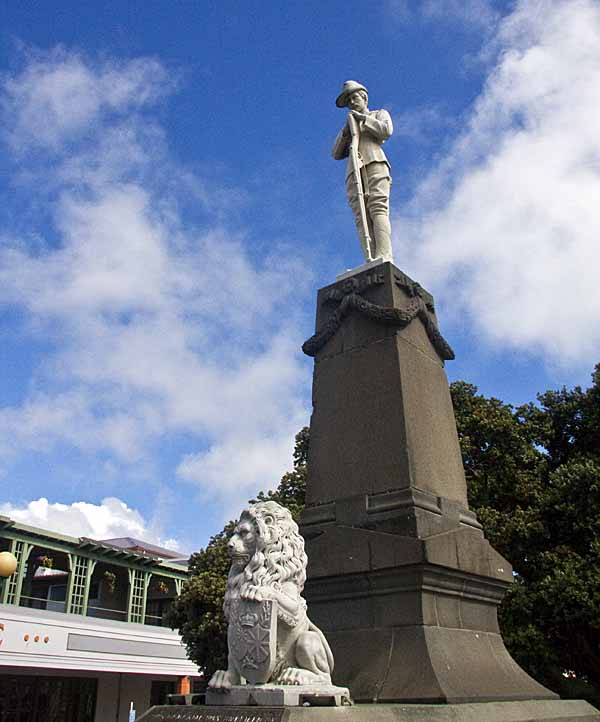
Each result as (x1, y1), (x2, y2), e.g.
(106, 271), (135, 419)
(137, 699), (600, 721)
(299, 262), (556, 704)
(137, 263), (600, 722)
(206, 683), (351, 706)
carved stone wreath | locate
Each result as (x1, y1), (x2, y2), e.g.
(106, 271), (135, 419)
(302, 289), (454, 361)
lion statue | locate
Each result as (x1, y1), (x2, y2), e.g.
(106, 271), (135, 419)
(208, 500), (334, 689)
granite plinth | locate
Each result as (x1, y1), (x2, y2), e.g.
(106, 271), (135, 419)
(206, 684), (351, 707)
(136, 699), (600, 721)
(137, 707), (285, 722)
(304, 262), (466, 517)
(336, 256), (386, 281)
(299, 262), (558, 704)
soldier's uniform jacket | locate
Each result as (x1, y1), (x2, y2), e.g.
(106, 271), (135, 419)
(332, 109), (393, 178)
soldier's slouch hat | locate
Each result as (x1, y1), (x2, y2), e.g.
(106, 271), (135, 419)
(336, 80), (368, 108)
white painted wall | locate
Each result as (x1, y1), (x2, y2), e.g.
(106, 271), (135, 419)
(0, 602), (198, 676)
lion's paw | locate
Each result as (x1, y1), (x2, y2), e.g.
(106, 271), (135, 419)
(278, 667), (320, 686)
(208, 669), (236, 690)
(240, 584), (269, 602)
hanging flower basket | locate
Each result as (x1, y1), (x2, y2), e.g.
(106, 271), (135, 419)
(103, 570), (117, 594)
(157, 580), (170, 594)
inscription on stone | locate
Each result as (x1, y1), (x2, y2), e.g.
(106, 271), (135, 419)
(140, 707), (285, 722)
(324, 269), (385, 304)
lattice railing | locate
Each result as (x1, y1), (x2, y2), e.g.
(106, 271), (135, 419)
(67, 555), (96, 615)
(1, 540), (32, 605)
(128, 568), (150, 624)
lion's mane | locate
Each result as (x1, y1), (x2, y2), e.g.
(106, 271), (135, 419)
(223, 501), (307, 618)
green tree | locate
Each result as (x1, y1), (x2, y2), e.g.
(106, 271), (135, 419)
(451, 365), (600, 703)
(166, 522), (234, 679)
(166, 427), (309, 678)
(252, 426), (308, 520)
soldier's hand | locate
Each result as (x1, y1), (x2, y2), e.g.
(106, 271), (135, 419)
(350, 110), (367, 123)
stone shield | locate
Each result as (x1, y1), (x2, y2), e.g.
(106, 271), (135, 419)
(228, 597), (278, 684)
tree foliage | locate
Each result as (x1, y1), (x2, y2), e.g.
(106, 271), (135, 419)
(166, 522), (234, 679)
(251, 426), (308, 521)
(451, 364), (600, 702)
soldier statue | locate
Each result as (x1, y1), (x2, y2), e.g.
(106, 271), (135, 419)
(332, 80), (394, 264)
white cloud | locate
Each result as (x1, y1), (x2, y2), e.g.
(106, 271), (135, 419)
(393, 106), (456, 144)
(0, 48), (311, 515)
(389, 0), (502, 32)
(394, 0), (600, 367)
(0, 496), (179, 549)
(422, 0), (501, 32)
(1, 47), (171, 152)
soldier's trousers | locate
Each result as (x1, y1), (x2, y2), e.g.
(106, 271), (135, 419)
(346, 161), (393, 263)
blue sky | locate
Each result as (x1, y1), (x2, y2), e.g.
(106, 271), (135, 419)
(0, 0), (599, 552)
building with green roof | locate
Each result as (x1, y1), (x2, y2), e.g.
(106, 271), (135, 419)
(0, 515), (200, 721)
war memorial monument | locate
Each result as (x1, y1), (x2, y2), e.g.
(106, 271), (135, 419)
(137, 82), (600, 721)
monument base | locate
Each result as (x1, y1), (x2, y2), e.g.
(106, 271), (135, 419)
(336, 256), (386, 281)
(137, 699), (600, 721)
(205, 683), (351, 706)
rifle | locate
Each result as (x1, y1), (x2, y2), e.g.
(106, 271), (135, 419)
(348, 112), (373, 262)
